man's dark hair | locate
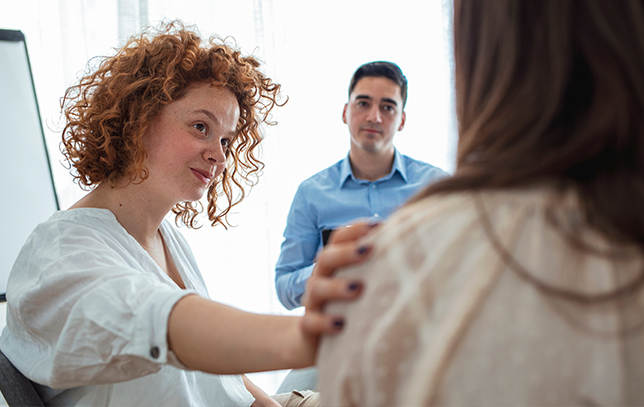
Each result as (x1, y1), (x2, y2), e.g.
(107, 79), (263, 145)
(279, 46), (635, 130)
(348, 61), (408, 108)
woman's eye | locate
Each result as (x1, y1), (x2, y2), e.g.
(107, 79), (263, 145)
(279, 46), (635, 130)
(193, 123), (207, 133)
(221, 138), (230, 148)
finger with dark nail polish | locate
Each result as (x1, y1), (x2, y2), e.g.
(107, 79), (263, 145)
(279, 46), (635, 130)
(333, 318), (345, 330)
(357, 245), (371, 255)
(347, 281), (362, 292)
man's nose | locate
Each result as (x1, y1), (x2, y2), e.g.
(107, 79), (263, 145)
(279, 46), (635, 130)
(366, 105), (382, 123)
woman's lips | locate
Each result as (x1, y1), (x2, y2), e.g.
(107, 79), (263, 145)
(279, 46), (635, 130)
(191, 168), (212, 185)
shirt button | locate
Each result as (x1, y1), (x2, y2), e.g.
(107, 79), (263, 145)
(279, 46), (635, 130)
(373, 213), (380, 218)
(371, 184), (376, 188)
(150, 346), (160, 359)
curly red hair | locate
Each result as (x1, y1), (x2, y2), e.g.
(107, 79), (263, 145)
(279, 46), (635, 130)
(61, 21), (283, 228)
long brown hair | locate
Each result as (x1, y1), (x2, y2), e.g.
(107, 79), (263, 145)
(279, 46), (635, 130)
(61, 21), (283, 228)
(411, 0), (644, 248)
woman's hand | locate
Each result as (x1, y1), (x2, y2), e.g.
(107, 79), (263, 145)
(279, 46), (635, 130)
(301, 221), (376, 337)
(243, 375), (282, 407)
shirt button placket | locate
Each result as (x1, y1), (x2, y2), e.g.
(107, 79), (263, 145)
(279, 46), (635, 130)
(369, 183), (378, 218)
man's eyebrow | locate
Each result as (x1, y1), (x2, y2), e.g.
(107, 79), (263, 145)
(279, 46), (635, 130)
(354, 95), (399, 106)
(381, 98), (399, 106)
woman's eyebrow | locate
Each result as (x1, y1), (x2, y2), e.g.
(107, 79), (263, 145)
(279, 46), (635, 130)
(195, 109), (220, 124)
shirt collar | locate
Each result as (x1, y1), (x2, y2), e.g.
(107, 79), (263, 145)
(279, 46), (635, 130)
(391, 149), (409, 182)
(339, 149), (408, 188)
(339, 154), (354, 186)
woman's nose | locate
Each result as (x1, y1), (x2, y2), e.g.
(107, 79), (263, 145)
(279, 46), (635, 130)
(205, 142), (226, 163)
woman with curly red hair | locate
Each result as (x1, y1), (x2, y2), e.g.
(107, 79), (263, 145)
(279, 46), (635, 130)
(0, 21), (369, 407)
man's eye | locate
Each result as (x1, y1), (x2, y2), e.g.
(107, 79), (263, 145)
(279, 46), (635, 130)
(193, 123), (207, 133)
(383, 105), (395, 112)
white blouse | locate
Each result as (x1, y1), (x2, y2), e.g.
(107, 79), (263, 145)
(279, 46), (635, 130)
(0, 208), (254, 406)
(318, 186), (644, 406)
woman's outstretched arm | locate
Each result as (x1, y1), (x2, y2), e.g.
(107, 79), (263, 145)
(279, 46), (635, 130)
(167, 221), (374, 374)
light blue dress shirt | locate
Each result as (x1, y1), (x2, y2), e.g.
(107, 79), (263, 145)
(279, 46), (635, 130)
(275, 149), (449, 309)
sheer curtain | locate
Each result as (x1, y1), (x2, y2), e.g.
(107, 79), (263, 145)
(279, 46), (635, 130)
(0, 0), (455, 395)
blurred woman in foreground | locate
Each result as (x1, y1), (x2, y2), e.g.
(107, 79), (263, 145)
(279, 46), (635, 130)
(318, 1), (644, 405)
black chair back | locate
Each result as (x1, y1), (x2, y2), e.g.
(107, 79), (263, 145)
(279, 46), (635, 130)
(0, 349), (44, 407)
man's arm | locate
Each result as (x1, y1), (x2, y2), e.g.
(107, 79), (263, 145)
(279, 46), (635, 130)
(275, 185), (321, 310)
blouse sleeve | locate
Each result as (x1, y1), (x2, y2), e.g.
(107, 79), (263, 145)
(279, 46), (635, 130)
(2, 215), (196, 389)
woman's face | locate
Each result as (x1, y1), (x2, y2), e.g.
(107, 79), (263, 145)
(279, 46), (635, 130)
(142, 82), (240, 206)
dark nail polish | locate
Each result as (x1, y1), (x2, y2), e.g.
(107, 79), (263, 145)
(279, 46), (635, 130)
(348, 282), (362, 292)
(333, 319), (345, 329)
(357, 245), (371, 255)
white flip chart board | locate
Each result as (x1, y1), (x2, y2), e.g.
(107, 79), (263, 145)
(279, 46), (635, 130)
(0, 29), (59, 301)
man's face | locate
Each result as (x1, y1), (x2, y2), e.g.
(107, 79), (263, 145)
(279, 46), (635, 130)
(343, 76), (406, 156)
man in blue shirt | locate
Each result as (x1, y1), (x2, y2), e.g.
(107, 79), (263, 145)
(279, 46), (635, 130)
(275, 61), (449, 310)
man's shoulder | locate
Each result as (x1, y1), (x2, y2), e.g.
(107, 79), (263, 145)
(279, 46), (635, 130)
(399, 152), (440, 169)
(298, 158), (346, 190)
(398, 153), (450, 180)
